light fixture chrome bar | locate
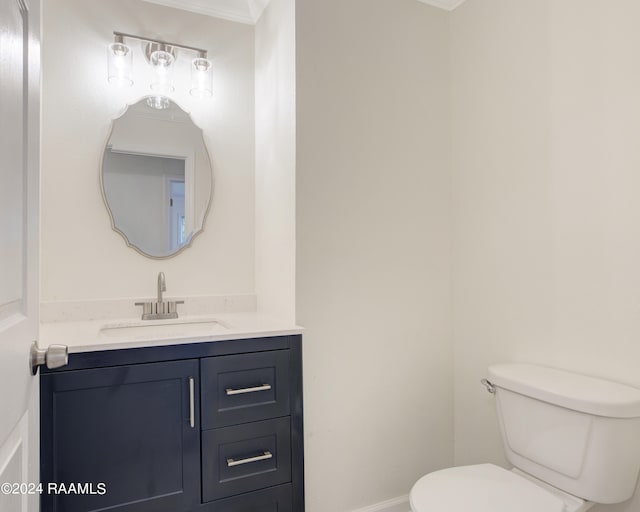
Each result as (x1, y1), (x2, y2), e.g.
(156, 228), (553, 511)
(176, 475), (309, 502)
(113, 31), (208, 58)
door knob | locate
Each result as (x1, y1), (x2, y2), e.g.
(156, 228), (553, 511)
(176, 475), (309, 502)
(30, 341), (69, 375)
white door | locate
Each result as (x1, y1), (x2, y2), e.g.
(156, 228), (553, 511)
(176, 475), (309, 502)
(0, 0), (41, 510)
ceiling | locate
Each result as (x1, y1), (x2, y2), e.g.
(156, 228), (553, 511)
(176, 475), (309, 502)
(141, 0), (468, 25)
(416, 0), (468, 10)
(140, 0), (271, 25)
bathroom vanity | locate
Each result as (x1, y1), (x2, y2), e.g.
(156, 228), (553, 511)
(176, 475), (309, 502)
(35, 46), (301, 510)
(38, 319), (303, 512)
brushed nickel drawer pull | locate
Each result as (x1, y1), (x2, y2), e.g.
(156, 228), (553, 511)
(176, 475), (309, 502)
(227, 451), (273, 467)
(225, 383), (272, 396)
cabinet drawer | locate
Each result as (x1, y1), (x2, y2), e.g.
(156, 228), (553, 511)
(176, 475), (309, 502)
(201, 350), (290, 429)
(206, 484), (292, 512)
(202, 417), (291, 502)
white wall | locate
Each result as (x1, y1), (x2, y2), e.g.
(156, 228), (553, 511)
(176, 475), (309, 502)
(255, 0), (296, 322)
(296, 1), (453, 510)
(42, 0), (255, 302)
(451, 1), (640, 511)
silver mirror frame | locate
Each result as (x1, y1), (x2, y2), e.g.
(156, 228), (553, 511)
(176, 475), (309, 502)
(100, 96), (214, 259)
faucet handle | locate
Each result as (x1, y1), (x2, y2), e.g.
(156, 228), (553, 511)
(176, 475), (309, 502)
(135, 301), (153, 318)
(167, 300), (184, 315)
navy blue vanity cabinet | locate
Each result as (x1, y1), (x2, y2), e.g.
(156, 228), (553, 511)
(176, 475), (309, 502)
(40, 335), (304, 512)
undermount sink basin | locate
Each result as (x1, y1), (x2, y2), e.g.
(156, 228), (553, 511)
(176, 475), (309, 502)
(99, 319), (229, 340)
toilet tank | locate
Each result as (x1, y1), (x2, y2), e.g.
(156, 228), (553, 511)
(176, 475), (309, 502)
(488, 364), (640, 504)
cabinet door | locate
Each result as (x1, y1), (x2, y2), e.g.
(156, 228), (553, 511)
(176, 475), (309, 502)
(40, 360), (200, 512)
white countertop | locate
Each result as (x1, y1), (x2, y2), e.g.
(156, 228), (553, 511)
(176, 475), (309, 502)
(39, 312), (303, 353)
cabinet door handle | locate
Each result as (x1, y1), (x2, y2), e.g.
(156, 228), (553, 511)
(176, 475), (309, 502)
(225, 383), (272, 396)
(227, 451), (273, 467)
(189, 377), (195, 428)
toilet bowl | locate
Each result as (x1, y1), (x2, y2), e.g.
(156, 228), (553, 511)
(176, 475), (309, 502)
(409, 364), (640, 512)
(410, 464), (593, 512)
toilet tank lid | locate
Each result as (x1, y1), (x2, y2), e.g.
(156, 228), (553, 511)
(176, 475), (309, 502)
(488, 364), (640, 418)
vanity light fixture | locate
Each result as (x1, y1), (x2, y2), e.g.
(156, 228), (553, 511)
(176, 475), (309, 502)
(107, 34), (133, 87)
(146, 95), (171, 110)
(148, 43), (176, 94)
(190, 57), (213, 98)
(107, 32), (213, 100)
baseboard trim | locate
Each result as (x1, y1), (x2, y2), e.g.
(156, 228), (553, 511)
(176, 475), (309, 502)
(350, 495), (410, 512)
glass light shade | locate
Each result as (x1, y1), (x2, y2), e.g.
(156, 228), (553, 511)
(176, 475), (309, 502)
(107, 42), (133, 87)
(146, 95), (171, 110)
(190, 58), (213, 98)
(149, 50), (175, 94)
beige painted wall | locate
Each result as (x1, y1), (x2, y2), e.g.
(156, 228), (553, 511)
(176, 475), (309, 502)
(42, 0), (255, 302)
(296, 1), (453, 510)
(451, 1), (640, 511)
(255, 0), (296, 322)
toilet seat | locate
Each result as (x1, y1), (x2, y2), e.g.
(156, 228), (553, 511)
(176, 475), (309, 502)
(410, 464), (566, 512)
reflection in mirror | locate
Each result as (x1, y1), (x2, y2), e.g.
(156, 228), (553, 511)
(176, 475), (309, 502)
(101, 97), (213, 258)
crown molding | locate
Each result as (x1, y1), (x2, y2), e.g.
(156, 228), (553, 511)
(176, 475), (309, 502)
(143, 0), (464, 23)
(416, 0), (468, 11)
(140, 0), (270, 25)
(247, 0), (270, 22)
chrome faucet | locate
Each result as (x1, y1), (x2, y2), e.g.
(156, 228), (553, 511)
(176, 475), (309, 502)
(135, 272), (183, 320)
(157, 271), (166, 304)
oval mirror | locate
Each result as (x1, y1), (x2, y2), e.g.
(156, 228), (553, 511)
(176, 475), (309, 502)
(101, 96), (213, 258)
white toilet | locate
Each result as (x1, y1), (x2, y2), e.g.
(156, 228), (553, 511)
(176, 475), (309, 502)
(410, 363), (640, 512)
